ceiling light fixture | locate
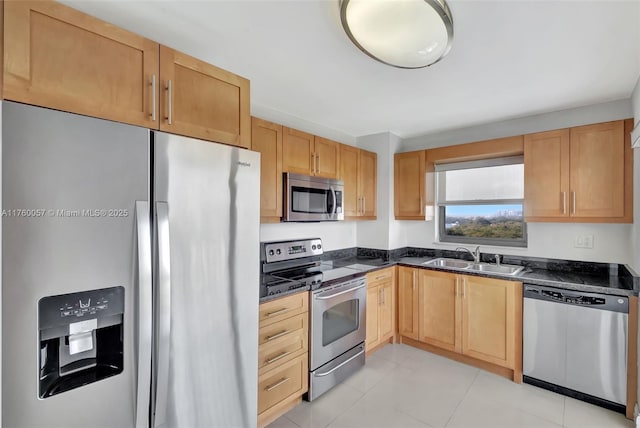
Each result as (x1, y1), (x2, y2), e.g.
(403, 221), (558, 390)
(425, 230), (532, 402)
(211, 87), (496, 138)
(339, 0), (454, 69)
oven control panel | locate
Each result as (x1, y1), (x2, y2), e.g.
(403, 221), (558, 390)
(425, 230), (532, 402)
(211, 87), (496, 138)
(264, 238), (323, 263)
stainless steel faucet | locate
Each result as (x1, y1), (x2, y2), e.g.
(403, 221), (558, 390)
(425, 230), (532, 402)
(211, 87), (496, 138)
(456, 246), (480, 264)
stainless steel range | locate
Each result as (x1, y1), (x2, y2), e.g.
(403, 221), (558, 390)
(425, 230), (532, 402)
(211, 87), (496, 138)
(260, 238), (366, 401)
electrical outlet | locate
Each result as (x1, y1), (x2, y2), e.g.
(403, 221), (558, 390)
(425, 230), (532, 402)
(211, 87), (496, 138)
(574, 234), (594, 249)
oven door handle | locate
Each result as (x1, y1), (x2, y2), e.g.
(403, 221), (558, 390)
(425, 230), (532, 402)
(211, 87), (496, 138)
(315, 347), (365, 377)
(314, 283), (366, 300)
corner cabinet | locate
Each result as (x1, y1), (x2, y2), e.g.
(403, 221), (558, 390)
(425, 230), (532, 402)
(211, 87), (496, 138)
(3, 1), (251, 148)
(394, 150), (426, 219)
(398, 267), (522, 382)
(397, 267), (419, 339)
(524, 120), (633, 223)
(252, 118), (283, 223)
(340, 145), (377, 220)
(365, 267), (395, 353)
(159, 46), (250, 148)
(4, 0), (159, 128)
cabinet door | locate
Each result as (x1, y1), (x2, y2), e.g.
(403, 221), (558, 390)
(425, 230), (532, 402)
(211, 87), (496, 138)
(394, 151), (426, 219)
(359, 149), (377, 219)
(366, 285), (380, 352)
(461, 275), (517, 369)
(282, 127), (314, 175)
(159, 46), (250, 148)
(417, 270), (458, 352)
(340, 145), (360, 218)
(314, 137), (340, 179)
(570, 121), (625, 218)
(252, 118), (282, 222)
(397, 267), (419, 339)
(379, 281), (395, 342)
(4, 0), (159, 128)
(524, 129), (570, 219)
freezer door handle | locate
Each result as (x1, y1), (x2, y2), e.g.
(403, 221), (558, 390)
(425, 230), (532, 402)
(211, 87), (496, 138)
(154, 202), (172, 428)
(135, 202), (152, 428)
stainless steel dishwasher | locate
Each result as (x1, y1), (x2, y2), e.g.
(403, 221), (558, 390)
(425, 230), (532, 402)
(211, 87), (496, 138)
(523, 284), (628, 412)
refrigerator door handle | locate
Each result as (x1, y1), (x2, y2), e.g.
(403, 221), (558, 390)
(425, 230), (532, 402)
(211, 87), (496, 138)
(154, 202), (172, 428)
(135, 201), (153, 428)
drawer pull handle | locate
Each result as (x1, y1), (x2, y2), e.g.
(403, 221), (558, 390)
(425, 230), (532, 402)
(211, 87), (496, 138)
(265, 377), (290, 392)
(265, 330), (289, 341)
(265, 308), (288, 317)
(375, 275), (387, 280)
(265, 351), (292, 364)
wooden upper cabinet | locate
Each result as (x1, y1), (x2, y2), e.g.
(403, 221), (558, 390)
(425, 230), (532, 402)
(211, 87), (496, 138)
(339, 145), (377, 220)
(461, 276), (520, 370)
(340, 144), (360, 218)
(282, 131), (340, 178)
(359, 149), (377, 219)
(397, 267), (419, 340)
(314, 137), (340, 179)
(252, 118), (283, 223)
(524, 129), (570, 218)
(282, 127), (314, 175)
(4, 0), (159, 128)
(159, 46), (250, 148)
(524, 120), (632, 223)
(394, 150), (426, 219)
(570, 121), (625, 218)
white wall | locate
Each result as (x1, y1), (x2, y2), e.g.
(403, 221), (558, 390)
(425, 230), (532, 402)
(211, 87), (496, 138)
(401, 221), (633, 265)
(396, 99), (635, 264)
(260, 222), (356, 251)
(355, 133), (394, 249)
(402, 99), (633, 151)
(631, 75), (640, 271)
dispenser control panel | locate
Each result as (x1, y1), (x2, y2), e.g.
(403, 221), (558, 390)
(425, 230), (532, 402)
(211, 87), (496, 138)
(59, 295), (112, 318)
(39, 286), (124, 330)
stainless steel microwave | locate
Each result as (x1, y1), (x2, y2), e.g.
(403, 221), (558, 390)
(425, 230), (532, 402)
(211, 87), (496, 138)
(283, 173), (344, 222)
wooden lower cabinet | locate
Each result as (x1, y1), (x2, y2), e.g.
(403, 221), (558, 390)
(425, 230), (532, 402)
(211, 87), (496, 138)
(397, 266), (419, 339)
(365, 267), (395, 353)
(258, 293), (309, 427)
(398, 267), (522, 380)
(418, 269), (458, 352)
(461, 275), (518, 369)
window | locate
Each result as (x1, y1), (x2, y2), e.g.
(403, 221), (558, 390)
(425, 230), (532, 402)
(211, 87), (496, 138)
(436, 157), (527, 247)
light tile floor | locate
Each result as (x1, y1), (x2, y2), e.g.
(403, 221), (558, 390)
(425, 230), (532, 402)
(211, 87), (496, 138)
(267, 344), (634, 428)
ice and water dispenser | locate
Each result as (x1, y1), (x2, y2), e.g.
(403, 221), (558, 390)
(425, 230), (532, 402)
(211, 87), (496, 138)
(38, 286), (125, 398)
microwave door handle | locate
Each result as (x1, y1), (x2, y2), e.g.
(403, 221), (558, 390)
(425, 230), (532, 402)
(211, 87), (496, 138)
(330, 187), (337, 216)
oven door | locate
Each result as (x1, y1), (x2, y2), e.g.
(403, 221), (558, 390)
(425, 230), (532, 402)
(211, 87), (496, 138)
(310, 277), (366, 370)
(284, 174), (343, 221)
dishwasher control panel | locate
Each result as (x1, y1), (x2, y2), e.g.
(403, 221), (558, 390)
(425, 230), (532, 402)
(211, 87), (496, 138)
(524, 285), (628, 313)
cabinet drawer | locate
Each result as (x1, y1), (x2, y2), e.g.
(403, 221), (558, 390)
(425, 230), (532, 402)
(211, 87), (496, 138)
(259, 292), (308, 327)
(366, 267), (394, 288)
(259, 313), (307, 346)
(259, 314), (308, 374)
(258, 354), (308, 415)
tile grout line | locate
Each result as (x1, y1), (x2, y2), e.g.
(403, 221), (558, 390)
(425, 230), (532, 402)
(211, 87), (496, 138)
(442, 369), (481, 428)
(283, 413), (302, 428)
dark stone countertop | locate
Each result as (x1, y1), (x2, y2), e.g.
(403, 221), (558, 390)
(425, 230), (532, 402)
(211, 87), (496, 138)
(260, 254), (639, 303)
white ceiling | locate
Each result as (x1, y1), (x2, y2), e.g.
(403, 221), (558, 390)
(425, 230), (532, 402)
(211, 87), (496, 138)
(65, 0), (640, 139)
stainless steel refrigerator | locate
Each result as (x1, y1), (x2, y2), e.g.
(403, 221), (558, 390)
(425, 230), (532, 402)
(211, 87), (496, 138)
(1, 101), (259, 427)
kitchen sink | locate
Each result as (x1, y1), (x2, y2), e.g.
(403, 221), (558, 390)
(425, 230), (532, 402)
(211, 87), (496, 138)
(467, 263), (525, 276)
(422, 258), (524, 276)
(422, 258), (471, 269)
